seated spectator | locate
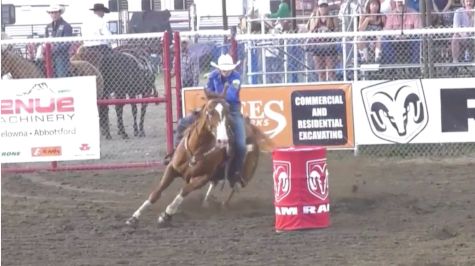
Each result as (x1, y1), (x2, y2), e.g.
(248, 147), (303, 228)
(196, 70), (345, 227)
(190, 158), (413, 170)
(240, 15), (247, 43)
(451, 0), (474, 63)
(358, 0), (385, 63)
(306, 0), (339, 81)
(432, 0), (455, 27)
(381, 0), (422, 64)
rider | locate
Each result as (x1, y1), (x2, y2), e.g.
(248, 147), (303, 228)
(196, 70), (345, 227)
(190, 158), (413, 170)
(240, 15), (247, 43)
(165, 54), (246, 185)
(45, 4), (73, 77)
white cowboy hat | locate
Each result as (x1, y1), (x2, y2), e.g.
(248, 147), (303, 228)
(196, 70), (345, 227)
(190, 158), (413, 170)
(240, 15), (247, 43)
(210, 54), (241, 71)
(46, 4), (65, 14)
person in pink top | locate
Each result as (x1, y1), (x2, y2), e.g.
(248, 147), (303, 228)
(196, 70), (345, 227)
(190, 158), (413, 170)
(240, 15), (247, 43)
(380, 0), (422, 65)
(384, 0), (422, 30)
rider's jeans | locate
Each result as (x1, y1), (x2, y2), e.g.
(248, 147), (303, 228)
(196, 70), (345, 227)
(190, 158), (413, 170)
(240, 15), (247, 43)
(228, 104), (246, 178)
(53, 52), (70, 78)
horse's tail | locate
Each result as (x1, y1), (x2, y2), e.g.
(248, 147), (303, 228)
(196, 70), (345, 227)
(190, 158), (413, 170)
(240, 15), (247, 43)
(246, 117), (275, 153)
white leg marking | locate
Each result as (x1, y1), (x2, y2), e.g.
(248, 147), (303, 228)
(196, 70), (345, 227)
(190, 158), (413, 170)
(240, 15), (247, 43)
(203, 183), (215, 203)
(132, 200), (151, 218)
(246, 144), (254, 152)
(165, 193), (184, 215)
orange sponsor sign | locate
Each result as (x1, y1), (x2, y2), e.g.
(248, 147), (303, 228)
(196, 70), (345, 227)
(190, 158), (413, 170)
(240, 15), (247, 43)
(31, 146), (62, 157)
(182, 83), (354, 149)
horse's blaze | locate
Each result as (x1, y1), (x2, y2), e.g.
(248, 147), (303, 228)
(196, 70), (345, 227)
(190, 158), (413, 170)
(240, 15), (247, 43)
(214, 103), (228, 145)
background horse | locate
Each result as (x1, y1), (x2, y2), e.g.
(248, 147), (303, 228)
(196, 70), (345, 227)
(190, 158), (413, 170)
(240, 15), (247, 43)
(73, 45), (157, 139)
(125, 88), (274, 228)
(1, 48), (109, 137)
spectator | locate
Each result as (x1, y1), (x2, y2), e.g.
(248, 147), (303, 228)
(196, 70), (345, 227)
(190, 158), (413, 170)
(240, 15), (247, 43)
(358, 0), (385, 62)
(381, 0), (422, 64)
(381, 0), (396, 13)
(180, 39), (199, 87)
(451, 0), (474, 63)
(82, 3), (112, 53)
(338, 0), (365, 30)
(307, 0), (339, 81)
(45, 4), (72, 77)
(432, 0), (455, 27)
(406, 0), (420, 12)
(268, 0), (292, 18)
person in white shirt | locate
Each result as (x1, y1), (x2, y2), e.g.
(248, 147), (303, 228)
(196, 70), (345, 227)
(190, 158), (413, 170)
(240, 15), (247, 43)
(82, 3), (112, 51)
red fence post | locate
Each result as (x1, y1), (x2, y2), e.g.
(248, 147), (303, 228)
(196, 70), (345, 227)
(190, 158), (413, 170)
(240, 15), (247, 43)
(163, 31), (174, 154)
(173, 32), (183, 120)
(44, 43), (58, 170)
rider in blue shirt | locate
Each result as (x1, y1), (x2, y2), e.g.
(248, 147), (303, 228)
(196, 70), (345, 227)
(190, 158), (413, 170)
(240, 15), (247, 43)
(165, 54), (246, 186)
(205, 54), (246, 185)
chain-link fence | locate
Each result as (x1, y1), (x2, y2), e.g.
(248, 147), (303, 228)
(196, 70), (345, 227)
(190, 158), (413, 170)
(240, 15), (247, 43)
(1, 12), (474, 171)
(1, 32), (175, 172)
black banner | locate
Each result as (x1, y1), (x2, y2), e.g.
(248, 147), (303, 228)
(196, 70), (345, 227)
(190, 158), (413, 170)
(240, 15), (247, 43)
(291, 89), (348, 146)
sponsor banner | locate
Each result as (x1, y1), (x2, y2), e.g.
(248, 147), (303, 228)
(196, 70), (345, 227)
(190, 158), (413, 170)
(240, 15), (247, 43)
(0, 77), (100, 163)
(353, 78), (475, 145)
(182, 83), (354, 149)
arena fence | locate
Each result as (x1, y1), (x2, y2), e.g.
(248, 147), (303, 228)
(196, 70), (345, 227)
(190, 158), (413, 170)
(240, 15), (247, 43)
(1, 24), (474, 173)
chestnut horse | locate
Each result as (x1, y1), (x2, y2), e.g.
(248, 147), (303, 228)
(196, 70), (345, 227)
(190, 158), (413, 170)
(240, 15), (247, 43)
(126, 88), (274, 227)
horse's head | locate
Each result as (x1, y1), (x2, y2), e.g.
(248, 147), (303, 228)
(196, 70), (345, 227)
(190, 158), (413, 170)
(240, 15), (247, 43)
(203, 98), (230, 148)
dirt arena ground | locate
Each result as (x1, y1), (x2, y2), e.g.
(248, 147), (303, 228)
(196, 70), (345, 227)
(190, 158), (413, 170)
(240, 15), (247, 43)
(2, 155), (474, 266)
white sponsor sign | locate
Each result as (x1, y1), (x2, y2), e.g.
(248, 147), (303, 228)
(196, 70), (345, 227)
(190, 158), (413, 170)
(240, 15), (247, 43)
(353, 78), (475, 145)
(0, 77), (100, 163)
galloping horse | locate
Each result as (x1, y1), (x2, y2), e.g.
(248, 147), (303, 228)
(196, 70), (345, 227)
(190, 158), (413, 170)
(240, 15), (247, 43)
(126, 87), (274, 227)
(1, 48), (108, 136)
(73, 45), (157, 139)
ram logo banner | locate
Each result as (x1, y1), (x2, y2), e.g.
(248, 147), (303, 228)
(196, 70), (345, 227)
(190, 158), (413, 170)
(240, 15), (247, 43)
(273, 161), (291, 203)
(361, 80), (429, 143)
(306, 159), (329, 200)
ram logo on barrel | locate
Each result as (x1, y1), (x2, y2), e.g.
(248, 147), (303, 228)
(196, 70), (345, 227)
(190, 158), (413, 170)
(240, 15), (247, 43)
(362, 80), (429, 143)
(272, 161), (291, 203)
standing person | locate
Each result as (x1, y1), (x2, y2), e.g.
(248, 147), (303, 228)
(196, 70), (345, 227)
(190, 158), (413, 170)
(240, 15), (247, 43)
(164, 54), (246, 185)
(451, 0), (474, 63)
(306, 0), (339, 81)
(82, 3), (112, 54)
(45, 4), (72, 77)
(180, 39), (199, 87)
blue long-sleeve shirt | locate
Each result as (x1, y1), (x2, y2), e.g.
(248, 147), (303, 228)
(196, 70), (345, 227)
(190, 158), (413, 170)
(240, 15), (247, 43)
(206, 69), (241, 106)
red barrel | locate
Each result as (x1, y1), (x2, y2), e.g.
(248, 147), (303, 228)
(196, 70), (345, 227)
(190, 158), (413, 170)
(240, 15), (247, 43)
(272, 146), (330, 232)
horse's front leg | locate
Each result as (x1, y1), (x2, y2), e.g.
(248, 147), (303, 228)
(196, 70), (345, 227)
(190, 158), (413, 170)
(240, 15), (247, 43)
(157, 175), (210, 226)
(125, 165), (179, 227)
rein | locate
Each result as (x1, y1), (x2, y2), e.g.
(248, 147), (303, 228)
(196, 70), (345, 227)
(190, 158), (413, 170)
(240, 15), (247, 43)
(182, 106), (223, 167)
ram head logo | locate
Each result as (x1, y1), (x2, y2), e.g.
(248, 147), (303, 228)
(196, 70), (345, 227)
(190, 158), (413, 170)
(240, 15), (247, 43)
(272, 161), (291, 203)
(362, 80), (429, 143)
(306, 159), (329, 200)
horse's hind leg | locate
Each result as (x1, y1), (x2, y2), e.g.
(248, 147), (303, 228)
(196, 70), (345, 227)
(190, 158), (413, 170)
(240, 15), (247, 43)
(99, 105), (111, 139)
(115, 103), (128, 139)
(157, 175), (209, 226)
(138, 103), (147, 137)
(125, 165), (179, 227)
(131, 102), (139, 137)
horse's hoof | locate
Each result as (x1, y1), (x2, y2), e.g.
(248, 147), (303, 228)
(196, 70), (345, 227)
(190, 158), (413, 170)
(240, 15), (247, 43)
(157, 212), (172, 227)
(125, 216), (138, 227)
(119, 132), (129, 139)
(133, 130), (139, 137)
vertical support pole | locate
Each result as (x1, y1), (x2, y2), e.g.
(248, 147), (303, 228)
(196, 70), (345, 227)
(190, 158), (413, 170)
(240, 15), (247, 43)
(173, 31), (183, 120)
(230, 26), (238, 64)
(163, 31), (174, 154)
(44, 43), (57, 170)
